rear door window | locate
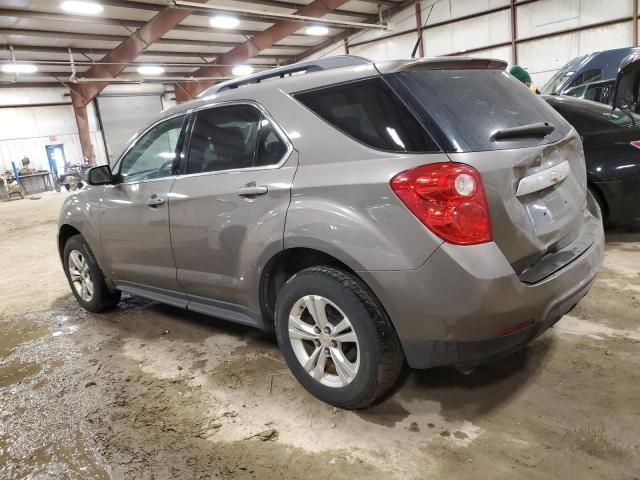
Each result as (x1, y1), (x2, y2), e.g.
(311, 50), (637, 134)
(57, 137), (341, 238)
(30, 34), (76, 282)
(186, 104), (289, 174)
(386, 69), (571, 152)
(295, 77), (439, 153)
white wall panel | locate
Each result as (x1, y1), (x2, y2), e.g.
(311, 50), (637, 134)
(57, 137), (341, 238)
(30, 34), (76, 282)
(0, 88), (108, 172)
(350, 31), (418, 60)
(422, 0), (510, 25)
(422, 10), (511, 56)
(518, 0), (631, 38)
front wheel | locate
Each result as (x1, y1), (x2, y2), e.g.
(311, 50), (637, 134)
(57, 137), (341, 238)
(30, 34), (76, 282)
(63, 235), (121, 312)
(275, 266), (404, 409)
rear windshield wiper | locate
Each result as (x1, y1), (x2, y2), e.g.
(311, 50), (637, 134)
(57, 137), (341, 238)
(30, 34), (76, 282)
(491, 122), (555, 141)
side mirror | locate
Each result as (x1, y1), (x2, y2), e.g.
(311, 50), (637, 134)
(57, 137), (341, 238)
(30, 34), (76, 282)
(612, 52), (640, 109)
(86, 165), (112, 186)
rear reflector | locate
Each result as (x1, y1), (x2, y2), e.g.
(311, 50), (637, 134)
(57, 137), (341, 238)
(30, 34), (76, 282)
(501, 318), (535, 336)
(390, 162), (492, 245)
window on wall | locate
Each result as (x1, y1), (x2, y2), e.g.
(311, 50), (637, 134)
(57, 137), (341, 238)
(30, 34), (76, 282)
(119, 115), (185, 183)
(186, 104), (288, 174)
(294, 77), (439, 153)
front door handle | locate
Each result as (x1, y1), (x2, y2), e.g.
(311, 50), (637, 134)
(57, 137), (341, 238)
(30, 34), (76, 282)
(145, 194), (165, 207)
(237, 184), (268, 197)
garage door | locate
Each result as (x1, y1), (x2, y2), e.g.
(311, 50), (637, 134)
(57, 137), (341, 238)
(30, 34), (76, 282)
(97, 95), (163, 162)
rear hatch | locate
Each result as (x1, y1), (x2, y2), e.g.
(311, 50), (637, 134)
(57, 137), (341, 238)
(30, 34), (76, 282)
(380, 59), (587, 268)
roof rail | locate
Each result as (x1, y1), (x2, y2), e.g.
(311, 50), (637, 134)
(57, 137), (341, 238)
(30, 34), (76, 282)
(199, 55), (372, 97)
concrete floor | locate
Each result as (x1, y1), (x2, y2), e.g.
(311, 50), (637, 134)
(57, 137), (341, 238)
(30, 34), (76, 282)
(1, 193), (639, 479)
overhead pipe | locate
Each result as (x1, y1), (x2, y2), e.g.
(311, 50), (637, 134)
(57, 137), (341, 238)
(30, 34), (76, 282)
(173, 0), (390, 29)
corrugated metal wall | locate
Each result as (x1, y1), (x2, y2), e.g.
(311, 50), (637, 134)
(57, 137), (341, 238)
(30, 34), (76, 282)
(310, 0), (636, 87)
(0, 88), (107, 173)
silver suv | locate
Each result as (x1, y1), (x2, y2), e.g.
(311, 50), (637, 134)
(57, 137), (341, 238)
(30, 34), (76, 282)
(59, 56), (604, 409)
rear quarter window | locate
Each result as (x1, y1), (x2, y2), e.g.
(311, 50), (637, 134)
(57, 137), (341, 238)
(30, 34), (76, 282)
(294, 77), (440, 153)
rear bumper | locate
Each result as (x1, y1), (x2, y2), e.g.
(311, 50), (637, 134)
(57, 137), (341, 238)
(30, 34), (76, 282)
(359, 195), (605, 369)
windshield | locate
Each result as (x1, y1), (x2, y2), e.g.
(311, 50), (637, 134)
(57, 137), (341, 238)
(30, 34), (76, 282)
(385, 69), (571, 152)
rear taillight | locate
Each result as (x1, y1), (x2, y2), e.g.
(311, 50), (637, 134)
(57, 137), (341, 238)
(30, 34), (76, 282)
(630, 140), (640, 149)
(390, 162), (492, 245)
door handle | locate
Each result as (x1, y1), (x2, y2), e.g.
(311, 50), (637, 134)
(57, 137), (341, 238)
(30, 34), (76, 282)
(237, 185), (268, 197)
(145, 194), (165, 207)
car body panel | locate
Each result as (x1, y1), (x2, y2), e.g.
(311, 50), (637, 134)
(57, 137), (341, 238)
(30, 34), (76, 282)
(360, 193), (603, 367)
(59, 56), (605, 370)
(169, 153), (299, 326)
(99, 177), (183, 293)
(448, 132), (587, 266)
(544, 94), (640, 223)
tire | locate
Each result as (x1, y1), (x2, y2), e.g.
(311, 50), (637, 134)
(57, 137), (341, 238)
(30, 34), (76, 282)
(63, 234), (121, 312)
(275, 266), (405, 409)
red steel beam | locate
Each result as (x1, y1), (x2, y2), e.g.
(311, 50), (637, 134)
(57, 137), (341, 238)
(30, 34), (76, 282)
(69, 5), (193, 163)
(510, 0), (518, 64)
(174, 0), (352, 102)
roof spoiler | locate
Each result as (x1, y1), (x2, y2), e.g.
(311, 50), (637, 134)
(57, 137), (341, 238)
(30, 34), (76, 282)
(375, 57), (508, 74)
(198, 55), (373, 97)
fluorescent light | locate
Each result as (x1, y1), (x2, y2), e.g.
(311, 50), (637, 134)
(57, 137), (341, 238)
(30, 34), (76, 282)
(210, 15), (239, 29)
(61, 1), (104, 14)
(137, 65), (165, 75)
(232, 65), (253, 76)
(2, 64), (38, 74)
(306, 25), (329, 36)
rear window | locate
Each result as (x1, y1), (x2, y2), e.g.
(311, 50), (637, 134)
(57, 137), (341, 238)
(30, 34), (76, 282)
(386, 69), (571, 152)
(295, 77), (439, 153)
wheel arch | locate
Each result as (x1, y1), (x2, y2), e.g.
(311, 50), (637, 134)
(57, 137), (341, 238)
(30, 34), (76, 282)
(587, 181), (609, 221)
(259, 246), (370, 332)
(58, 224), (81, 261)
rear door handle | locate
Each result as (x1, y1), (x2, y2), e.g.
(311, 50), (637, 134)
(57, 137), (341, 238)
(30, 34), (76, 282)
(145, 194), (165, 207)
(237, 185), (268, 197)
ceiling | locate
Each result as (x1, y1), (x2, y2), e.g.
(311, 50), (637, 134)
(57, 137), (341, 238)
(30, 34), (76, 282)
(0, 0), (406, 86)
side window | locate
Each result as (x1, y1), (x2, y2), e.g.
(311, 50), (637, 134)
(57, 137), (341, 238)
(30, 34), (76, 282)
(568, 69), (602, 89)
(294, 77), (439, 152)
(187, 105), (261, 174)
(255, 118), (288, 167)
(119, 115), (185, 183)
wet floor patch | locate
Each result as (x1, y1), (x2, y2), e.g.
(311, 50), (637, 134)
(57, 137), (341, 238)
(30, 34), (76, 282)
(1, 274), (640, 479)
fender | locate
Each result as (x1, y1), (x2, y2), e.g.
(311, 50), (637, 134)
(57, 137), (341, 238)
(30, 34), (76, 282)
(58, 189), (104, 269)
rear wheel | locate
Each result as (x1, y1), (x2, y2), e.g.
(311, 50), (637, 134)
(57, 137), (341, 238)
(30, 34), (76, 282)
(275, 266), (404, 409)
(63, 235), (121, 312)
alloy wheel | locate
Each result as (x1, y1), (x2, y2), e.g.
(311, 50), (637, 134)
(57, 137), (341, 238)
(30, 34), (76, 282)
(288, 295), (360, 388)
(68, 250), (94, 302)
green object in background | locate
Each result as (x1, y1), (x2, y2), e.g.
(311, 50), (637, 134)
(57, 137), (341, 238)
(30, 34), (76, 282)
(509, 65), (532, 85)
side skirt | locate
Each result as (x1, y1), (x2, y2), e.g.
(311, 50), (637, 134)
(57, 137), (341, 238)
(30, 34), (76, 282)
(113, 280), (261, 329)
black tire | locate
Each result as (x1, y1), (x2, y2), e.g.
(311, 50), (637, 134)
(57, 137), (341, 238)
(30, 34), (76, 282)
(275, 266), (405, 409)
(63, 234), (121, 312)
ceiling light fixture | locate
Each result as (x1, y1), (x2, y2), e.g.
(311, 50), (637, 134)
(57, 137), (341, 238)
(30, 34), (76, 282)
(306, 25), (329, 36)
(2, 63), (38, 74)
(137, 65), (165, 75)
(61, 1), (104, 14)
(210, 15), (240, 29)
(232, 65), (253, 76)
